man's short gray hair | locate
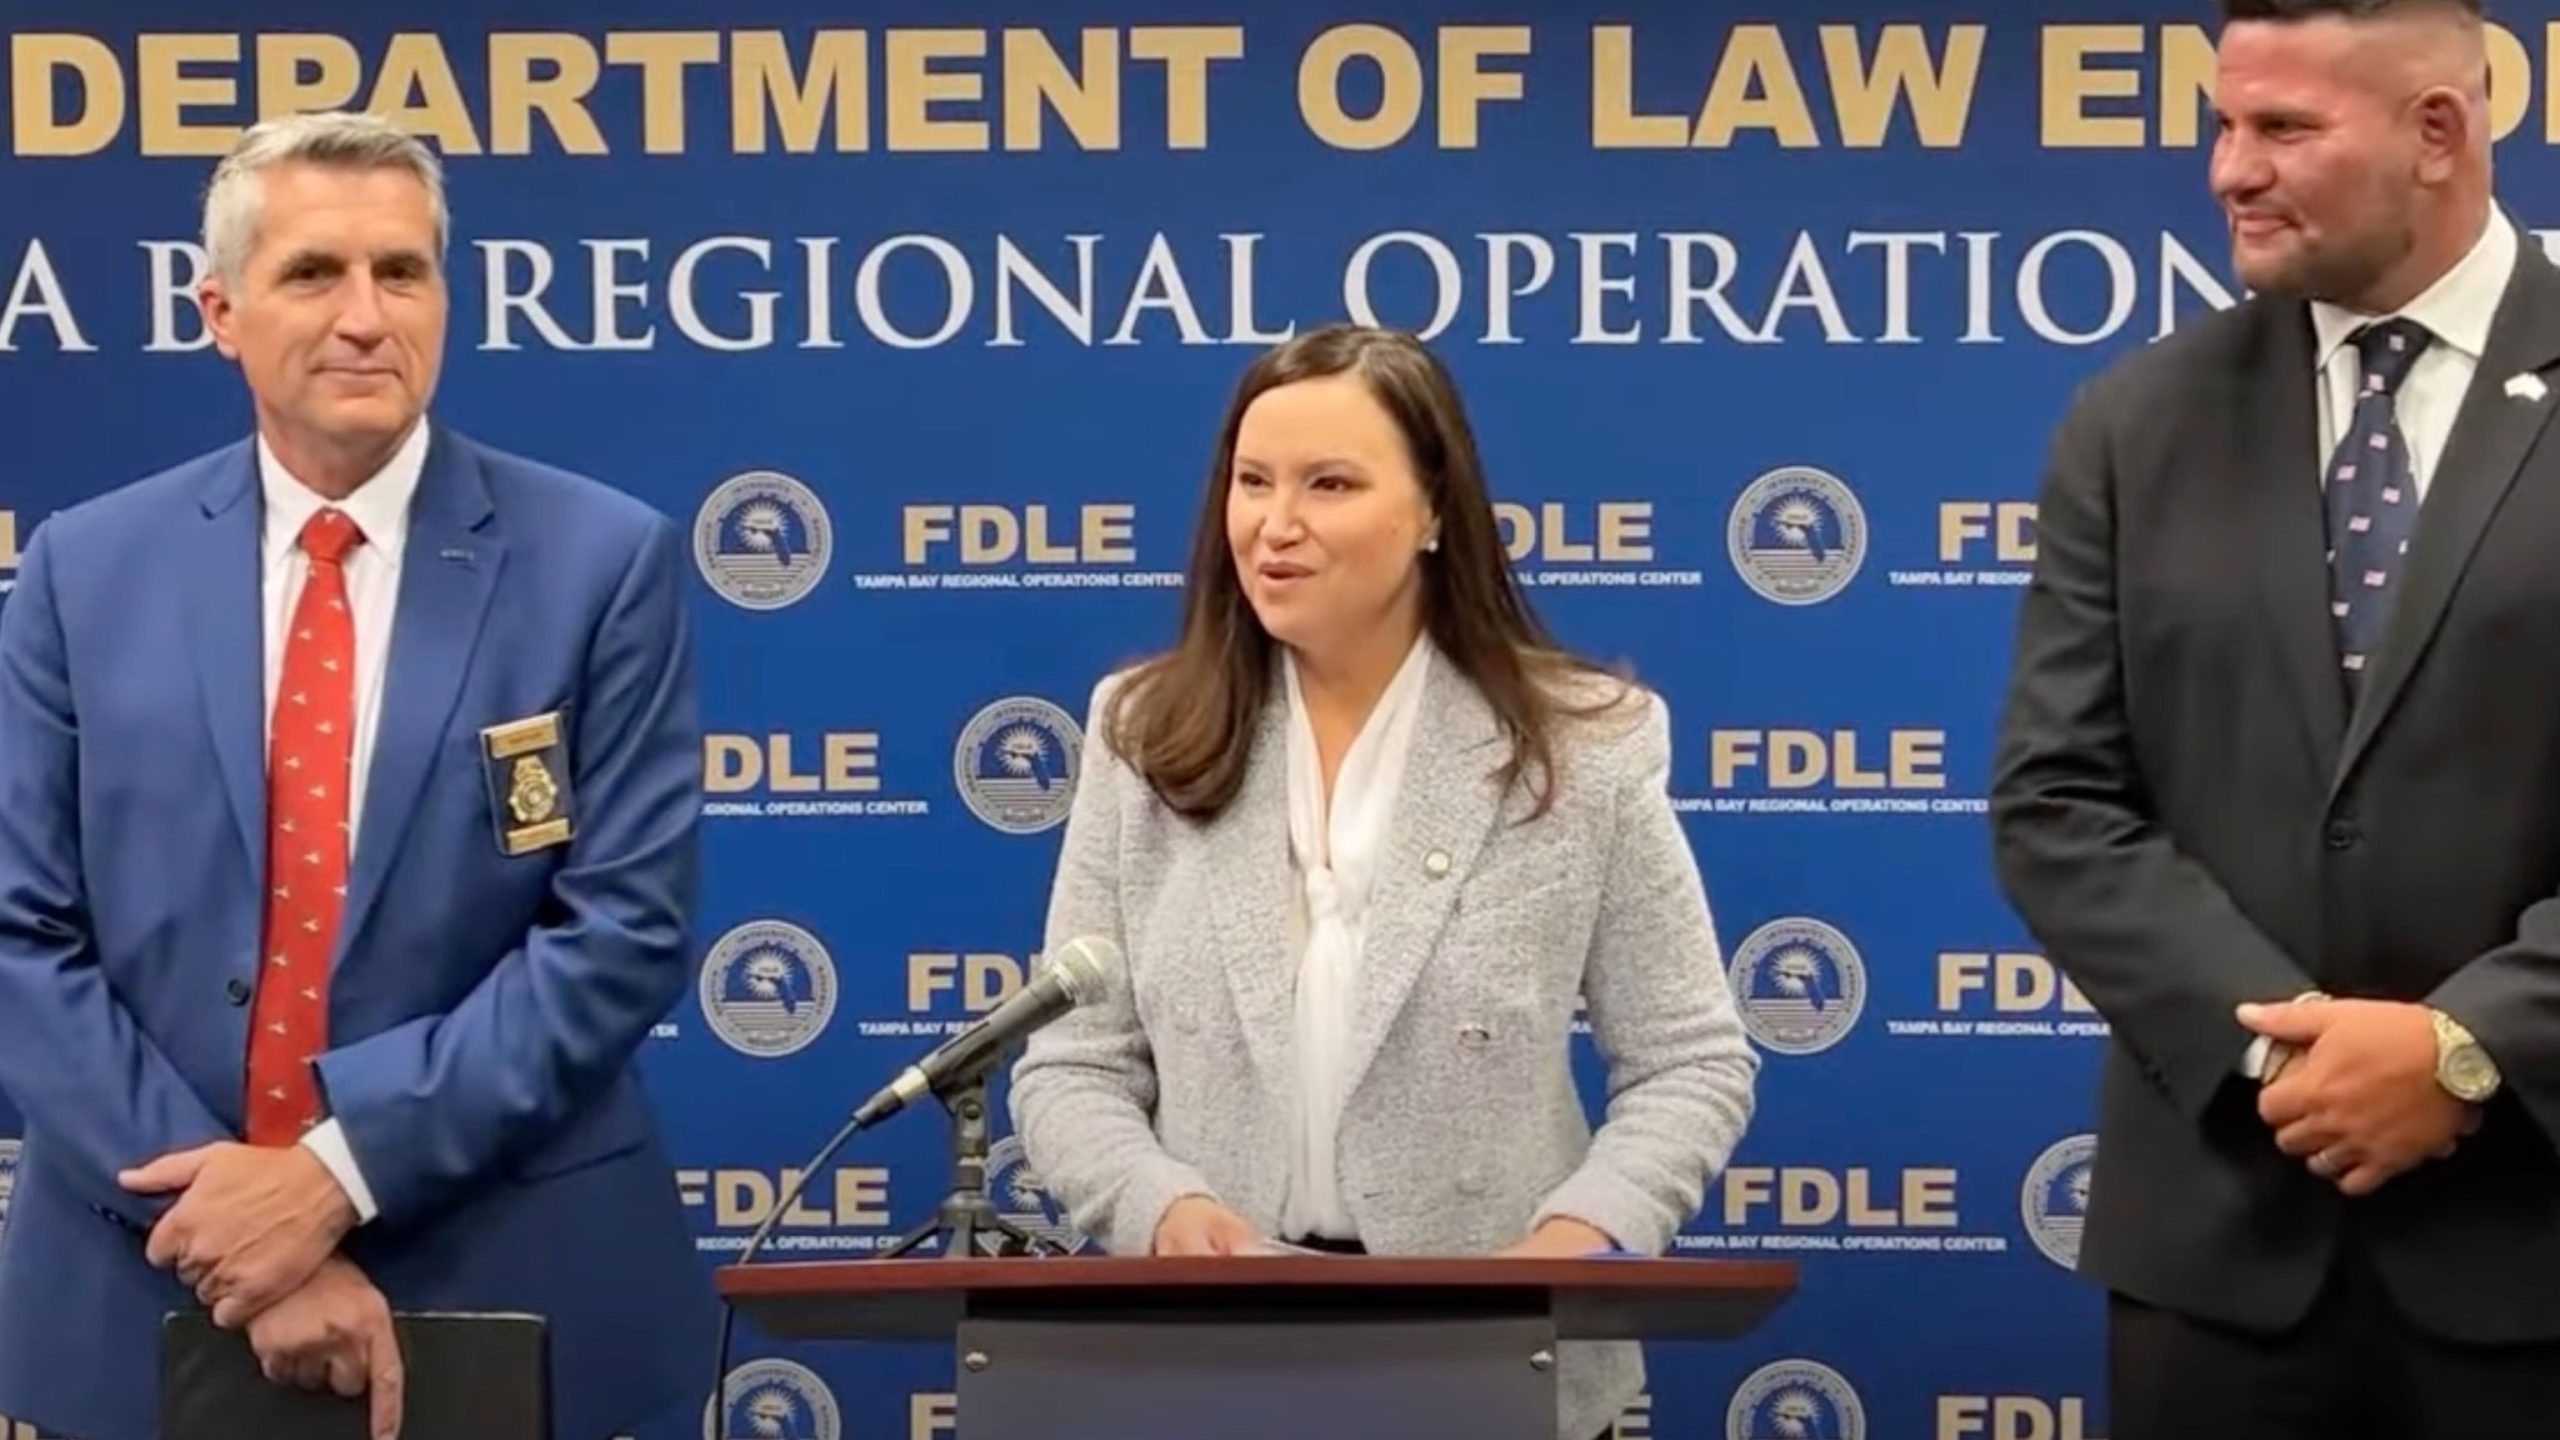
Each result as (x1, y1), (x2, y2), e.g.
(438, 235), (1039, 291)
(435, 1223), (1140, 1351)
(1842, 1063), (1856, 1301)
(202, 111), (448, 286)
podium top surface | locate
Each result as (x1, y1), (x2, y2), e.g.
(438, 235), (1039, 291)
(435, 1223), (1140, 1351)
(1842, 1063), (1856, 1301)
(718, 1255), (1797, 1343)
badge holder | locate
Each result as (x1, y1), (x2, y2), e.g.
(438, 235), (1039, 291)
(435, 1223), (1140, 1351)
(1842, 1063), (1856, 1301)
(480, 712), (575, 855)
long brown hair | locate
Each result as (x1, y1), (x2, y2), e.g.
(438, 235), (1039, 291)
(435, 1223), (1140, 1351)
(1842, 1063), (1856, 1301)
(1104, 323), (1629, 821)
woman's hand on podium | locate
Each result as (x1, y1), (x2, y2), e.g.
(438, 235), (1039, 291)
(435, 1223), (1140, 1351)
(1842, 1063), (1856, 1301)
(1494, 1217), (1617, 1258)
(1151, 1195), (1259, 1256)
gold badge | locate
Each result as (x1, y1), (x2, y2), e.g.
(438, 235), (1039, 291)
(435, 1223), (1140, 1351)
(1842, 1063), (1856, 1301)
(481, 711), (575, 855)
(508, 755), (559, 824)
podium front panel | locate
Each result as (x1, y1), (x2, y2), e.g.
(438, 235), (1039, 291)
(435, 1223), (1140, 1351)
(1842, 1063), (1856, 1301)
(954, 1314), (1558, 1440)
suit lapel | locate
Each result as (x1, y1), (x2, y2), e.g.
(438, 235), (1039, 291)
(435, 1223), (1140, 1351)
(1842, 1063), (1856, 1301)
(1207, 691), (1296, 1103)
(2333, 239), (2560, 799)
(188, 445), (268, 876)
(336, 427), (503, 960)
(2239, 305), (2350, 775)
(1336, 657), (1506, 1104)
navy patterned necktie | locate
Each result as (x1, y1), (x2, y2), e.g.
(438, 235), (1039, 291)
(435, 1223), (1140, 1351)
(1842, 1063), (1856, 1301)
(2324, 316), (2434, 694)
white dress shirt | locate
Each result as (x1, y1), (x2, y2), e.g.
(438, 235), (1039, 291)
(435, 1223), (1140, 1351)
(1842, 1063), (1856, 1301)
(2243, 210), (2517, 1083)
(258, 418), (429, 1223)
(2310, 207), (2517, 501)
(1278, 634), (1434, 1241)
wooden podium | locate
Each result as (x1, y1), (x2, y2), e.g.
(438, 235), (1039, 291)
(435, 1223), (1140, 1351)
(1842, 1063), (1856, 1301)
(717, 1254), (1797, 1440)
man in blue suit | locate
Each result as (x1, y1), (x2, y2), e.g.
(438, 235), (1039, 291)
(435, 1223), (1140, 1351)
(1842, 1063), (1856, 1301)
(0, 111), (712, 1440)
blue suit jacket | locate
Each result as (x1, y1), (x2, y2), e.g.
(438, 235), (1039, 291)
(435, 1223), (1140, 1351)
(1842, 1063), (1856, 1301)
(0, 424), (715, 1440)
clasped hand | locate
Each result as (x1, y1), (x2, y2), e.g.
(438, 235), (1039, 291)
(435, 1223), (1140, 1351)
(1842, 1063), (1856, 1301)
(2237, 998), (2474, 1197)
(245, 1255), (407, 1440)
(119, 1141), (352, 1324)
(117, 1141), (402, 1437)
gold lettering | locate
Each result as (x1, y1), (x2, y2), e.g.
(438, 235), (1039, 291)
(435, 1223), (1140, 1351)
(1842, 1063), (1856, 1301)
(731, 31), (868, 154)
(1438, 26), (1531, 149)
(1819, 24), (1982, 148)
(703, 735), (759, 792)
(1300, 24), (1424, 150)
(257, 34), (361, 119)
(605, 31), (720, 155)
(12, 35), (125, 156)
(1128, 27), (1242, 149)
(1590, 26), (1686, 148)
(2157, 24), (2215, 147)
(1023, 505), (1074, 564)
(1833, 731), (1885, 789)
(910, 1393), (959, 1440)
(2548, 23), (2560, 144)
(961, 505), (1019, 564)
(1004, 28), (1118, 150)
(886, 30), (989, 151)
(488, 33), (606, 156)
(764, 735), (820, 794)
(824, 733), (881, 791)
(1904, 1169), (1959, 1227)
(1892, 730), (1948, 789)
(1083, 504), (1137, 562)
(1709, 731), (1759, 788)
(1694, 25), (1819, 148)
(2042, 25), (2146, 147)
(1596, 502), (1652, 562)
(137, 35), (240, 156)
(366, 33), (482, 154)
(2484, 23), (2529, 142)
(834, 1166), (891, 1226)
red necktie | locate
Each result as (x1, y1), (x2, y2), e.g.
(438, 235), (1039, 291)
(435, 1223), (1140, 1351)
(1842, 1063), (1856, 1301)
(244, 508), (364, 1146)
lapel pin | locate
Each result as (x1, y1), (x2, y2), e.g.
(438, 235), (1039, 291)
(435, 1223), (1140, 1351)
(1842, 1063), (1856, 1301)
(2505, 372), (2547, 403)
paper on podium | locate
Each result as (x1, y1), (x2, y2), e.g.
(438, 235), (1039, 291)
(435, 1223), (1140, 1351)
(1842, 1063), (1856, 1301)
(160, 1310), (546, 1440)
(1234, 1237), (1354, 1256)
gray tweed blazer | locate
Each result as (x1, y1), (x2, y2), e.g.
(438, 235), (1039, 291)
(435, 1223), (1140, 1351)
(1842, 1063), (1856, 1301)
(1008, 653), (1758, 1439)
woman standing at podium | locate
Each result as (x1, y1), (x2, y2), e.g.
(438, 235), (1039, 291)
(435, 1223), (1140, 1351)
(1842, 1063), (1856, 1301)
(1009, 324), (1758, 1440)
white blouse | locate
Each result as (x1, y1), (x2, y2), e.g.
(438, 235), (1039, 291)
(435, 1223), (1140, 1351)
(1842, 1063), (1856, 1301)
(1277, 634), (1435, 1241)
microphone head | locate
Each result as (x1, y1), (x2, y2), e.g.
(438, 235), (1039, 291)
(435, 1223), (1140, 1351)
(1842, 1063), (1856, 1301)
(1042, 935), (1121, 1005)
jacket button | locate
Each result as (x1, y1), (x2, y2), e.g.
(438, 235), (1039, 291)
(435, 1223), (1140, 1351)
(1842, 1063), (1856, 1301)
(2324, 821), (2361, 851)
(224, 977), (251, 1005)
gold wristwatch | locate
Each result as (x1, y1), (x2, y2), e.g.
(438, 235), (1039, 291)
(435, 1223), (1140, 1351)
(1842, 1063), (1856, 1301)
(2430, 1008), (2502, 1103)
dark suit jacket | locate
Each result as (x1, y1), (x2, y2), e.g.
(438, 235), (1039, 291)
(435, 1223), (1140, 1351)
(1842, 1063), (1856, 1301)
(1990, 221), (2560, 1342)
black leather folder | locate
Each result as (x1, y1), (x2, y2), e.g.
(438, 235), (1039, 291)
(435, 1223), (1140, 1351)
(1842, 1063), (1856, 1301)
(160, 1310), (547, 1440)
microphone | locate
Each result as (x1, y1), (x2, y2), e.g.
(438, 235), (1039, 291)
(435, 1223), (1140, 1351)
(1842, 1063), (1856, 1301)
(710, 934), (1121, 1414)
(849, 933), (1120, 1129)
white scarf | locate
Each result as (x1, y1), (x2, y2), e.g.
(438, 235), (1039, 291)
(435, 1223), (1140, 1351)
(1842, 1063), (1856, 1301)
(1278, 634), (1434, 1240)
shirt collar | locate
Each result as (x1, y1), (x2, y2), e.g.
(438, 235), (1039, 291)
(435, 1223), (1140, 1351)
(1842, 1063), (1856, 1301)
(258, 418), (430, 566)
(2312, 207), (2517, 372)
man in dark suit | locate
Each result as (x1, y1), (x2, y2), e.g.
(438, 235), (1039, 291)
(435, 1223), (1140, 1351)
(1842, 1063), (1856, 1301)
(0, 111), (712, 1440)
(1990, 0), (2560, 1434)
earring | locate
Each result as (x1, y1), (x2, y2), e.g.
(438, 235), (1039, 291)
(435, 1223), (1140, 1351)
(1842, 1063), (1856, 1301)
(1423, 534), (1440, 553)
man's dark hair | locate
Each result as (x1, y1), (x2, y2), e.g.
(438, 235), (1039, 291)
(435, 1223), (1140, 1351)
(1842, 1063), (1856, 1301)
(2220, 0), (2481, 19)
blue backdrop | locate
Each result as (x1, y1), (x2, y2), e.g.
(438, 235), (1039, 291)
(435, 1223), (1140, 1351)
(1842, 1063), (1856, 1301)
(6, 5), (2558, 1438)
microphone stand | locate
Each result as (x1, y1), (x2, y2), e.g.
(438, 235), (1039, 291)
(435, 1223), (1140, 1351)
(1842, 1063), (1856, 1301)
(714, 951), (1116, 1421)
(880, 1066), (1061, 1259)
(712, 1051), (1048, 1423)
